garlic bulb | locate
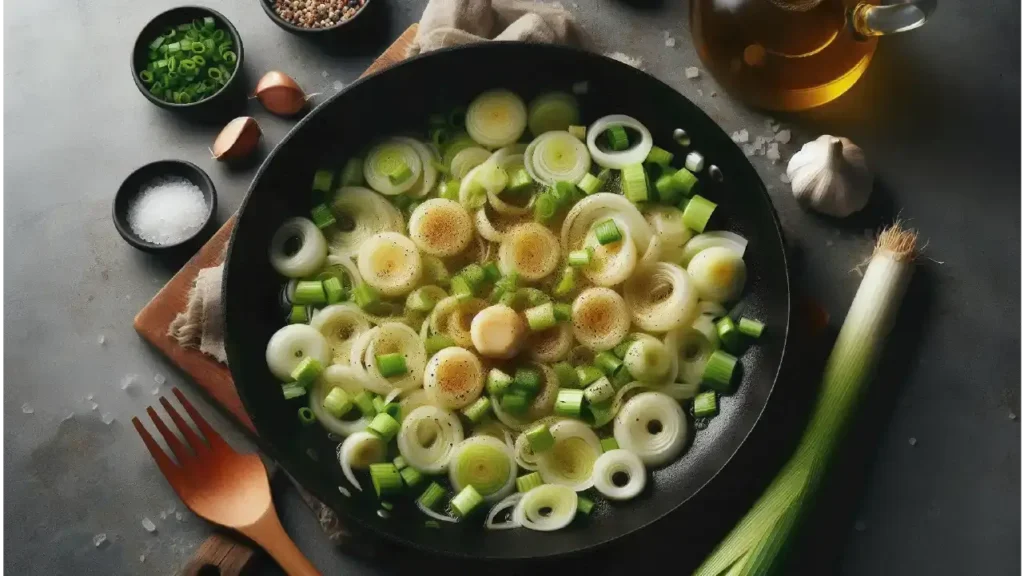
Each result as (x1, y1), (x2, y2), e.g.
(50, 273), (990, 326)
(786, 135), (872, 218)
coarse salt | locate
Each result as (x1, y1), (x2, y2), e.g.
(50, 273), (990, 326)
(127, 176), (207, 246)
(685, 67), (700, 79)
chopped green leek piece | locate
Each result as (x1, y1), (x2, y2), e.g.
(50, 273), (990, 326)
(715, 317), (742, 352)
(555, 389), (585, 418)
(461, 396), (492, 424)
(655, 173), (683, 205)
(353, 282), (380, 310)
(606, 125), (629, 151)
(371, 396), (388, 418)
(380, 501), (394, 511)
(621, 163), (649, 203)
(702, 350), (739, 393)
(381, 402), (400, 419)
(323, 387), (352, 418)
(584, 376), (615, 404)
(290, 357), (323, 386)
(586, 401), (615, 428)
(553, 303), (572, 322)
(341, 157), (364, 186)
(369, 463), (403, 497)
(507, 168), (533, 194)
(594, 219), (622, 245)
(367, 413), (400, 443)
(612, 337), (634, 359)
(534, 191), (558, 223)
(487, 368), (514, 396)
(577, 172), (602, 195)
(391, 194), (412, 211)
(514, 367), (542, 393)
(387, 162), (413, 186)
(552, 267), (577, 298)
(149, 36), (165, 50)
(312, 169), (334, 193)
(682, 194), (717, 233)
(425, 334), (456, 355)
(281, 382), (307, 400)
(525, 424), (555, 452)
(671, 167), (699, 196)
(423, 256), (451, 287)
(568, 247), (594, 267)
(323, 277), (344, 304)
(594, 351), (623, 375)
(289, 305), (309, 324)
(516, 472), (544, 493)
(525, 302), (557, 331)
(693, 391), (718, 418)
(451, 485), (483, 518)
(554, 362), (580, 389)
(406, 287), (438, 312)
(611, 366), (633, 389)
(500, 391), (529, 414)
(400, 465), (424, 488)
(440, 179), (461, 201)
(353, 391), (377, 418)
(576, 365), (604, 387)
(449, 275), (474, 299)
(460, 263), (487, 290)
(553, 181), (578, 206)
(646, 145), (674, 166)
(311, 204), (336, 229)
(292, 280), (327, 305)
(298, 407), (316, 426)
(600, 437), (619, 452)
(376, 353), (408, 378)
(568, 125), (586, 140)
(418, 482), (446, 510)
(577, 495), (595, 516)
(738, 317), (765, 339)
(528, 92), (579, 136)
(393, 455), (407, 470)
(481, 261), (502, 282)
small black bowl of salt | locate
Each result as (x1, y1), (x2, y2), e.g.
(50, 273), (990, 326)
(113, 160), (217, 254)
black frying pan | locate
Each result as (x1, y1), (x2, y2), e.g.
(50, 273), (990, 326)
(224, 43), (790, 560)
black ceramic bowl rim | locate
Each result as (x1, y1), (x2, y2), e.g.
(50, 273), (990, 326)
(258, 0), (372, 34)
(130, 6), (244, 109)
(113, 159), (217, 251)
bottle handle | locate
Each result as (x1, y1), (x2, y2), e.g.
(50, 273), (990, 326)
(851, 0), (936, 38)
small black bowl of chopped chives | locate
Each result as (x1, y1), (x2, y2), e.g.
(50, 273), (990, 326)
(131, 7), (245, 117)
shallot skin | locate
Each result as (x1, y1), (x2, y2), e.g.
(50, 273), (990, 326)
(255, 71), (307, 116)
(212, 116), (262, 161)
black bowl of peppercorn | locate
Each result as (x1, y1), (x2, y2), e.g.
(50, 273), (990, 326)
(259, 0), (372, 35)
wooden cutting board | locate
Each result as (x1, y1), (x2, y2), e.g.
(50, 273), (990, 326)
(135, 24), (417, 575)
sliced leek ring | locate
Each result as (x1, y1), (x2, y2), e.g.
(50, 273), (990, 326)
(310, 365), (373, 437)
(680, 231), (748, 266)
(686, 246), (747, 304)
(488, 152), (535, 216)
(430, 296), (488, 349)
(536, 419), (602, 491)
(448, 436), (517, 503)
(309, 304), (372, 365)
(338, 431), (386, 491)
(474, 206), (530, 243)
(571, 287), (630, 351)
(561, 193), (653, 257)
(645, 206), (693, 264)
(266, 324), (331, 381)
(526, 322), (575, 363)
(491, 365), (561, 430)
(269, 217), (328, 278)
(613, 391), (688, 467)
(423, 346), (485, 410)
(666, 315), (720, 386)
(364, 322), (427, 391)
(450, 146), (492, 180)
(581, 225), (638, 287)
(465, 90), (528, 148)
(393, 137), (439, 198)
(524, 130), (591, 186)
(586, 114), (654, 170)
(623, 262), (700, 332)
(513, 484), (578, 531)
(363, 139), (423, 196)
(398, 389), (432, 423)
(408, 198), (474, 257)
(356, 232), (423, 297)
(592, 449), (647, 501)
(397, 405), (464, 474)
(498, 222), (561, 281)
(470, 304), (526, 359)
(327, 187), (405, 258)
(527, 92), (580, 137)
(623, 333), (674, 383)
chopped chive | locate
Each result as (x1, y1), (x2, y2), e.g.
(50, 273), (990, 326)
(460, 263), (487, 290)
(393, 455), (407, 470)
(553, 303), (572, 322)
(576, 495), (595, 516)
(311, 204), (337, 229)
(693, 391), (718, 418)
(612, 338), (634, 360)
(323, 388), (352, 418)
(568, 248), (593, 267)
(367, 413), (400, 443)
(552, 267), (577, 298)
(451, 485), (483, 518)
(507, 168), (533, 194)
(290, 357), (323, 386)
(606, 125), (629, 150)
(500, 391), (529, 414)
(525, 424), (555, 452)
(149, 36), (165, 50)
(702, 350), (739, 393)
(323, 277), (344, 304)
(516, 472), (544, 493)
(576, 365), (604, 387)
(288, 305), (309, 324)
(481, 261), (502, 282)
(716, 317), (742, 352)
(577, 172), (602, 195)
(594, 219), (622, 245)
(418, 482), (446, 510)
(369, 463), (403, 498)
(353, 282), (380, 310)
(440, 179), (460, 201)
(583, 376), (615, 404)
(534, 191), (558, 223)
(553, 181), (578, 207)
(555, 389), (585, 418)
(671, 167), (699, 196)
(281, 382), (307, 400)
(400, 465), (424, 488)
(139, 70), (155, 84)
(298, 407), (317, 426)
(738, 317), (765, 339)
(594, 351), (623, 375)
(353, 390), (377, 418)
(682, 194), (717, 232)
(487, 368), (514, 396)
(553, 362), (581, 389)
(425, 334), (456, 355)
(292, 280), (327, 305)
(600, 437), (619, 452)
(621, 163), (649, 203)
(514, 367), (542, 393)
(341, 157), (364, 186)
(646, 145), (674, 166)
(461, 396), (492, 424)
(376, 353), (408, 378)
(525, 302), (557, 331)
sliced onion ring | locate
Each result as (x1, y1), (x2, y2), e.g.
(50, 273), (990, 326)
(513, 484), (578, 532)
(592, 449), (647, 500)
(586, 114), (653, 170)
(485, 493), (523, 530)
(337, 431), (386, 491)
(613, 391), (688, 467)
(537, 420), (602, 491)
(310, 366), (373, 437)
(269, 217), (327, 278)
(397, 405), (464, 473)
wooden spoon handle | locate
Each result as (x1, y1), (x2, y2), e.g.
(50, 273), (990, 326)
(243, 507), (320, 576)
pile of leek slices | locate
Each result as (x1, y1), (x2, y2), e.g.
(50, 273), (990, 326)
(263, 87), (754, 532)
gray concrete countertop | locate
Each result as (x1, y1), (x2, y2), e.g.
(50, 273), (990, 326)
(4, 0), (1019, 574)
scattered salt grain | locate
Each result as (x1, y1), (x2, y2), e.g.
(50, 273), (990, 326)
(86, 394), (94, 401)
(766, 143), (781, 161)
(152, 387), (161, 396)
(908, 437), (917, 446)
(102, 413), (115, 425)
(780, 173), (791, 184)
(697, 89), (704, 97)
(332, 80), (344, 91)
(140, 555), (146, 563)
(665, 38), (676, 47)
(321, 70), (329, 78)
(175, 512), (183, 521)
(121, 374), (139, 390)
(141, 517), (157, 533)
(753, 136), (770, 155)
(21, 403), (34, 414)
(742, 144), (756, 156)
(154, 374), (166, 386)
(774, 129), (792, 144)
(684, 66), (700, 79)
(90, 401), (99, 411)
(731, 129), (749, 143)
(128, 176), (208, 246)
(159, 511), (167, 520)
(63, 412), (75, 422)
(606, 52), (644, 69)
(93, 533), (108, 548)
(1010, 412), (1017, 421)
(98, 334), (106, 346)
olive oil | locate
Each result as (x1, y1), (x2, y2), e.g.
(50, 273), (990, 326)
(690, 0), (880, 111)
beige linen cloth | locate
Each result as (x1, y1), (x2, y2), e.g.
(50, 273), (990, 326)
(168, 0), (579, 548)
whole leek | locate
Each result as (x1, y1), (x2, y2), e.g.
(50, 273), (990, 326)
(695, 224), (919, 576)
